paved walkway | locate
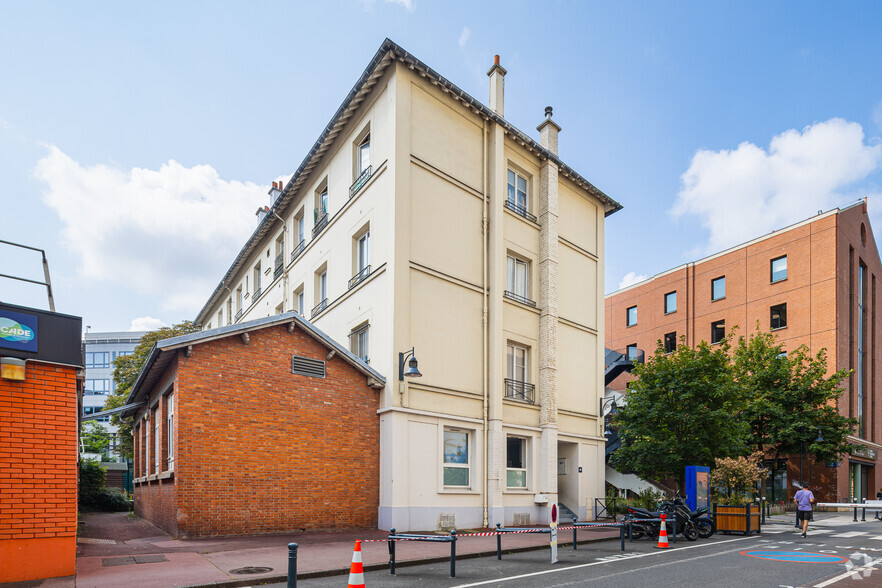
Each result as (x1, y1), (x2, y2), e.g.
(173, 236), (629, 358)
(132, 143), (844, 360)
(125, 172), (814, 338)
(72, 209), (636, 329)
(59, 513), (622, 588)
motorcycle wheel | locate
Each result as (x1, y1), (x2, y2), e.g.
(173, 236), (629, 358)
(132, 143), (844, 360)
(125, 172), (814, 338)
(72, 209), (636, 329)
(683, 520), (699, 541)
(625, 522), (646, 540)
(697, 517), (716, 539)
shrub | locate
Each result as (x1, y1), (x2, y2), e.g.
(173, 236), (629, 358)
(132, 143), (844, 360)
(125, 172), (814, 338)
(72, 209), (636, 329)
(78, 458), (106, 508)
(94, 487), (131, 512)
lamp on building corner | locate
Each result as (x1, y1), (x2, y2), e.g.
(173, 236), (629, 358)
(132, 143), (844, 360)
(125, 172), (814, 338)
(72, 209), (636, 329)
(0, 357), (26, 381)
(398, 347), (422, 381)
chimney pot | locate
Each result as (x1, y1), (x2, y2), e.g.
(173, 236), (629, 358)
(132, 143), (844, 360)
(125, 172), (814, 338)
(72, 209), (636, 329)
(494, 54), (500, 65)
(545, 106), (553, 119)
(537, 106), (561, 156)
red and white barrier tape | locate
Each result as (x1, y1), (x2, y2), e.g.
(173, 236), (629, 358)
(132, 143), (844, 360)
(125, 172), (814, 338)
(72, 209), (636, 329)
(358, 523), (622, 543)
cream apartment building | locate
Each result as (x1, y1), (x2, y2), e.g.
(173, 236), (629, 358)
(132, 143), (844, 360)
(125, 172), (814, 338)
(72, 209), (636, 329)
(195, 39), (622, 531)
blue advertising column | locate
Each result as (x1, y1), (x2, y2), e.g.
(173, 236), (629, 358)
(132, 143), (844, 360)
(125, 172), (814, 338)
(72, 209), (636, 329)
(685, 466), (711, 511)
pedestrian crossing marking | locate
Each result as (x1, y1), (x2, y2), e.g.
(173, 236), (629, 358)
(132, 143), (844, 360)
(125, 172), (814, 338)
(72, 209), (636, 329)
(831, 531), (867, 538)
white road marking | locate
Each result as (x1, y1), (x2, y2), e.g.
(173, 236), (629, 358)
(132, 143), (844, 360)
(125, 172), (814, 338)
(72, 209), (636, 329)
(869, 536), (882, 540)
(813, 556), (882, 587)
(450, 536), (758, 587)
(830, 531), (867, 538)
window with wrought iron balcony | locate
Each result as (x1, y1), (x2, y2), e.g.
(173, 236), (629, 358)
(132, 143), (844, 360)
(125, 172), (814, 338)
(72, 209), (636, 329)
(505, 343), (534, 403)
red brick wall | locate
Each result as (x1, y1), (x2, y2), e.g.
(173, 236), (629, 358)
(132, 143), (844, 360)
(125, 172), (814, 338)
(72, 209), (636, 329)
(135, 324), (380, 538)
(0, 362), (77, 582)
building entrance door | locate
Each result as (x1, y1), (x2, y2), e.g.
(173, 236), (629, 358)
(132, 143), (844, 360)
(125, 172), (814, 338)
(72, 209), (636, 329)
(850, 462), (871, 502)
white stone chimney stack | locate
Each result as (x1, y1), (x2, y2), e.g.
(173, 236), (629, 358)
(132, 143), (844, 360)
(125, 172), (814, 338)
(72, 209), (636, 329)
(487, 55), (506, 117)
(537, 106), (561, 156)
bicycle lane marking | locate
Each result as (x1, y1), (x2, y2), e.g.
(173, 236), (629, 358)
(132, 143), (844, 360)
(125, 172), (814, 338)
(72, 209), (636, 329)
(450, 535), (759, 588)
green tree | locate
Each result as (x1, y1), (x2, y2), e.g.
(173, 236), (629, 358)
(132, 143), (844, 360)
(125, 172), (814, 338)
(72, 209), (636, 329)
(610, 336), (750, 491)
(732, 328), (856, 489)
(103, 320), (200, 459)
(80, 421), (113, 457)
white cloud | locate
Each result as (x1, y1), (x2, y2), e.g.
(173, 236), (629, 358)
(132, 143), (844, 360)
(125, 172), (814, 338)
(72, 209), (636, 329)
(619, 271), (648, 289)
(386, 0), (413, 10)
(459, 27), (471, 48)
(129, 316), (165, 332)
(35, 145), (267, 315)
(671, 118), (882, 253)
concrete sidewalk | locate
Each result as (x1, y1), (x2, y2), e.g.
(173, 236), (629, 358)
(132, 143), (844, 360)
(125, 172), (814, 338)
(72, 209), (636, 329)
(64, 513), (623, 588)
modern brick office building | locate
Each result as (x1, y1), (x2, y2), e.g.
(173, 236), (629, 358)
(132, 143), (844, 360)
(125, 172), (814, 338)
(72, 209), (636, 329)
(605, 201), (881, 503)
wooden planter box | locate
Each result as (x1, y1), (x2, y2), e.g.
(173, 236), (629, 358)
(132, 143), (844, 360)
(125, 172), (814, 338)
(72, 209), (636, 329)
(713, 503), (761, 535)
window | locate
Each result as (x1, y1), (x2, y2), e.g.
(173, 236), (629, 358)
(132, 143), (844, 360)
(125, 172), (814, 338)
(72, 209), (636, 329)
(712, 276), (725, 301)
(357, 133), (371, 176)
(236, 286), (243, 316)
(506, 255), (533, 305)
(226, 298), (232, 325)
(771, 256), (787, 283)
(626, 306), (637, 327)
(217, 310), (223, 328)
(626, 344), (639, 362)
(292, 211), (306, 261)
(166, 393), (174, 467)
(664, 291), (677, 314)
(443, 429), (470, 487)
(297, 213), (306, 242)
(82, 406), (109, 422)
(274, 234), (285, 279)
(350, 228), (371, 289)
(350, 323), (370, 363)
(506, 436), (527, 488)
(154, 409), (160, 472)
(319, 270), (327, 301)
(664, 332), (676, 353)
(253, 263), (262, 300)
(507, 169), (528, 211)
(312, 266), (328, 317)
(507, 343), (528, 383)
(113, 351), (133, 359)
(770, 303), (787, 330)
(294, 285), (305, 316)
(711, 320), (725, 344)
(85, 379), (110, 395)
(85, 352), (110, 368)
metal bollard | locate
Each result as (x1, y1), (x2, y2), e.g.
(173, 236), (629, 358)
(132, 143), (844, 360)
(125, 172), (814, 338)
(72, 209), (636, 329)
(450, 530), (457, 578)
(286, 543), (298, 588)
(496, 523), (502, 559)
(573, 517), (578, 550)
(388, 528), (396, 575)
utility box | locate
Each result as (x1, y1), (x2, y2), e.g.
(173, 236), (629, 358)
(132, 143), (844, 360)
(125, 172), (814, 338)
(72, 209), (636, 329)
(685, 465), (711, 512)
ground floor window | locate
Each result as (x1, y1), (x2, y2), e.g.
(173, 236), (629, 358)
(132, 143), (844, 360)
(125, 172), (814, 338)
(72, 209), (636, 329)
(443, 429), (470, 487)
(506, 436), (527, 488)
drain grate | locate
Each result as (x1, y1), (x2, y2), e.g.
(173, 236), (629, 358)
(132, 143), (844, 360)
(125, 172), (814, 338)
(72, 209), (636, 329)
(230, 566), (273, 575)
(78, 537), (117, 544)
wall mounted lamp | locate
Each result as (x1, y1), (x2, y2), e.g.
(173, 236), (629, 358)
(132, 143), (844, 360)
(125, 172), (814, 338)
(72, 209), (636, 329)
(0, 357), (26, 381)
(398, 347), (422, 381)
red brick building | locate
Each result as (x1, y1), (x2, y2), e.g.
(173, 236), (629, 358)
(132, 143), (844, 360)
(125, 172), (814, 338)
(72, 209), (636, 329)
(123, 312), (384, 538)
(0, 303), (81, 583)
(605, 201), (882, 503)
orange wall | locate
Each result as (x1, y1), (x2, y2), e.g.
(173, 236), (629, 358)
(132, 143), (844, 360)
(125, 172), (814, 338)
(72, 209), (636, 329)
(0, 362), (78, 583)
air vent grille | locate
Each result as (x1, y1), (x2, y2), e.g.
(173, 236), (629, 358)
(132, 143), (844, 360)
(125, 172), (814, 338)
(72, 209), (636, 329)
(291, 355), (326, 378)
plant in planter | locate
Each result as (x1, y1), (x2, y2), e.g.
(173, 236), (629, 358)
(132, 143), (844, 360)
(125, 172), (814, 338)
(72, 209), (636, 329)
(710, 453), (768, 534)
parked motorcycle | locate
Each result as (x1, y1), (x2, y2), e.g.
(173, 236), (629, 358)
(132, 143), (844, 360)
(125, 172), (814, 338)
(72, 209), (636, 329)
(659, 497), (716, 539)
(622, 503), (698, 541)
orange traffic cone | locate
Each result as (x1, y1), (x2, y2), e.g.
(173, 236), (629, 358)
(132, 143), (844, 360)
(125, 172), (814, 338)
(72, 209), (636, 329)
(347, 540), (366, 587)
(654, 514), (669, 549)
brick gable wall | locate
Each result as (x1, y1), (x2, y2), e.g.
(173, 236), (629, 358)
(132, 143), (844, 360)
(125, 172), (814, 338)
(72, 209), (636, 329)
(0, 362), (77, 582)
(135, 324), (380, 538)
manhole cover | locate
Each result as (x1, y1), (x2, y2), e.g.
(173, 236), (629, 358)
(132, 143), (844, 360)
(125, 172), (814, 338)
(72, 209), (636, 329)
(230, 566), (273, 575)
(78, 537), (117, 544)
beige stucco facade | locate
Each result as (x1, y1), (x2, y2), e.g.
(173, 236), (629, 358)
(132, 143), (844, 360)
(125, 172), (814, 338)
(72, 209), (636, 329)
(195, 41), (621, 531)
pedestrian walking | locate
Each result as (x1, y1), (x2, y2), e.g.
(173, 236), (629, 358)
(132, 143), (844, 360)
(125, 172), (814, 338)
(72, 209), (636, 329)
(794, 487), (815, 537)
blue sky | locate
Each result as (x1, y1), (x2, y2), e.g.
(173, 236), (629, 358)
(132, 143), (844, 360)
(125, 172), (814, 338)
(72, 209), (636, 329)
(2, 1), (881, 332)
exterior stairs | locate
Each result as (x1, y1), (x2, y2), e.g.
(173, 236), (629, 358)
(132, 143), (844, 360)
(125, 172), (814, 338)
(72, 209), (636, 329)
(558, 502), (577, 523)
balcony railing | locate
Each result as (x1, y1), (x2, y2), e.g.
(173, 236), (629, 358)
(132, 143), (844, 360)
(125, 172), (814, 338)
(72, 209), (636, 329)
(350, 165), (372, 199)
(290, 239), (306, 263)
(504, 199), (538, 223)
(504, 290), (536, 307)
(273, 252), (284, 279)
(348, 265), (371, 290)
(252, 286), (262, 303)
(234, 309), (243, 322)
(313, 213), (329, 238)
(504, 378), (535, 404)
(311, 298), (328, 318)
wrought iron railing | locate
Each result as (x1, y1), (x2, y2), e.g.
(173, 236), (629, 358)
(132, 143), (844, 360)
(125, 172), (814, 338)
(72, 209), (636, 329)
(504, 199), (538, 223)
(252, 286), (262, 303)
(313, 213), (329, 238)
(234, 309), (243, 321)
(311, 298), (328, 318)
(350, 165), (372, 198)
(273, 252), (284, 279)
(504, 378), (535, 403)
(290, 239), (305, 262)
(348, 265), (371, 290)
(504, 290), (536, 307)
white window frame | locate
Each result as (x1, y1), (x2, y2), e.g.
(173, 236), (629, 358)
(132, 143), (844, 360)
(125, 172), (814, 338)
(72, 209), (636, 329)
(442, 428), (471, 488)
(357, 133), (371, 176)
(507, 169), (528, 211)
(166, 393), (174, 469)
(506, 343), (528, 383)
(294, 285), (305, 316)
(144, 418), (150, 476)
(319, 270), (327, 301)
(505, 435), (528, 489)
(357, 231), (370, 273)
(350, 323), (370, 363)
(154, 409), (160, 473)
(506, 255), (529, 300)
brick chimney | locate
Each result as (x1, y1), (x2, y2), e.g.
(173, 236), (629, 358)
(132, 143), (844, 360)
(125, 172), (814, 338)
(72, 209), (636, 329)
(268, 181), (283, 205)
(537, 106), (561, 156)
(487, 55), (506, 117)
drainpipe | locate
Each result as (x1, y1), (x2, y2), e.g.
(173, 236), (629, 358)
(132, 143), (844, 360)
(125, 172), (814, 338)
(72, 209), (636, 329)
(270, 209), (289, 313)
(482, 118), (490, 528)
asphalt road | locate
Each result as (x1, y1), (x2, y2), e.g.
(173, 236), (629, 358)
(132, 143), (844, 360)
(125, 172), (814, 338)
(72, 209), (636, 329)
(271, 518), (882, 588)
